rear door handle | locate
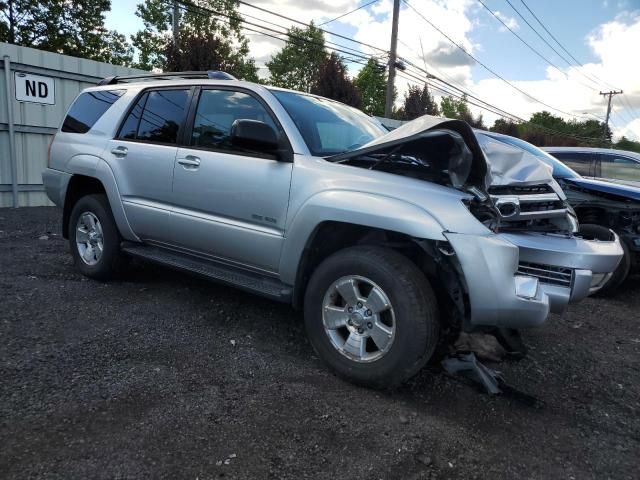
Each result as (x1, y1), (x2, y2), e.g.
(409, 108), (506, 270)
(111, 146), (128, 157)
(177, 156), (201, 169)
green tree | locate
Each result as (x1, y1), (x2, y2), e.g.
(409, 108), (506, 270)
(266, 23), (326, 92)
(440, 94), (485, 128)
(354, 59), (387, 116)
(132, 0), (256, 78)
(0, 0), (132, 65)
(164, 31), (259, 81)
(310, 53), (361, 107)
(490, 118), (519, 137)
(615, 136), (640, 154)
(396, 84), (439, 120)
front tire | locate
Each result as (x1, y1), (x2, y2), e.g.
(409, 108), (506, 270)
(69, 194), (127, 280)
(304, 246), (439, 389)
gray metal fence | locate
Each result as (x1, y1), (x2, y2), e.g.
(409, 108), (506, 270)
(0, 42), (144, 207)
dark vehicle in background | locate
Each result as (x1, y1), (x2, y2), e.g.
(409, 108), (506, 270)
(478, 132), (640, 294)
(543, 147), (640, 188)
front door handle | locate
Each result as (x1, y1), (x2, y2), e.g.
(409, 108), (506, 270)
(111, 146), (128, 157)
(177, 156), (201, 169)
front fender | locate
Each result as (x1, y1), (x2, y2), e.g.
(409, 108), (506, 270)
(279, 190), (445, 284)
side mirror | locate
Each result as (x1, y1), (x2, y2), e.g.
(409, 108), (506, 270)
(230, 119), (291, 161)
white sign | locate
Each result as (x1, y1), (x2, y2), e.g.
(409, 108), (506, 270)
(14, 72), (55, 105)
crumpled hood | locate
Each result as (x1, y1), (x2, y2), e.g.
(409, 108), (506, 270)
(564, 176), (640, 201)
(478, 136), (554, 186)
(474, 131), (555, 186)
(329, 115), (490, 190)
(331, 116), (557, 190)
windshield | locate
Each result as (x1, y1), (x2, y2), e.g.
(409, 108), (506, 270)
(479, 132), (580, 179)
(270, 89), (387, 156)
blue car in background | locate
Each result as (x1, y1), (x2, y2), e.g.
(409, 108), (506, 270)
(542, 147), (640, 189)
(478, 132), (640, 294)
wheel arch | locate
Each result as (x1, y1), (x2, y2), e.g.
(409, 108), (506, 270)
(280, 192), (446, 307)
(62, 156), (138, 241)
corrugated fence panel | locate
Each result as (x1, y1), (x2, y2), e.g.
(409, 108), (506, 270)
(0, 42), (146, 207)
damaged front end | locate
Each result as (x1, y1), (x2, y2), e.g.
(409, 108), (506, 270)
(328, 117), (623, 331)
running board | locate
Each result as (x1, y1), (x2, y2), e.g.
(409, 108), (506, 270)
(121, 242), (292, 302)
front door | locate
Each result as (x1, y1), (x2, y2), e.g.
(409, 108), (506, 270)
(106, 87), (192, 242)
(171, 87), (293, 272)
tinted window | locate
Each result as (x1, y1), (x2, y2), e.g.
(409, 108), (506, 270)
(600, 154), (640, 181)
(551, 152), (592, 176)
(190, 89), (278, 153)
(118, 92), (147, 139)
(271, 90), (386, 156)
(136, 89), (189, 144)
(62, 90), (124, 133)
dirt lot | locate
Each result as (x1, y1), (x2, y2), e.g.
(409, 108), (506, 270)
(1, 206), (639, 480)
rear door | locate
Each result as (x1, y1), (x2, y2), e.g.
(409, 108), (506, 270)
(171, 87), (293, 272)
(551, 151), (596, 177)
(106, 87), (192, 242)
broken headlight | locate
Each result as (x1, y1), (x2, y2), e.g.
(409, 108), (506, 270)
(462, 198), (500, 232)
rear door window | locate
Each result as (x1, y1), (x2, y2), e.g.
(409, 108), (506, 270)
(551, 152), (594, 176)
(61, 90), (124, 133)
(117, 89), (190, 144)
(599, 154), (640, 182)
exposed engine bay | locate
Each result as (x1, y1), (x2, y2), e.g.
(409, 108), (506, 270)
(327, 116), (577, 235)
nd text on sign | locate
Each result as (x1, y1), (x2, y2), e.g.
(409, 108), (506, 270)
(14, 72), (55, 105)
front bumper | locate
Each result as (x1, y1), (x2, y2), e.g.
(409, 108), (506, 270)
(445, 230), (623, 329)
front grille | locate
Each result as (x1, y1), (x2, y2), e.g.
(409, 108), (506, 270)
(517, 262), (573, 287)
(489, 184), (553, 195)
(519, 200), (566, 212)
(490, 183), (566, 222)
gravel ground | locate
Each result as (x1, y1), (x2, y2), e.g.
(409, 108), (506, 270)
(1, 206), (639, 480)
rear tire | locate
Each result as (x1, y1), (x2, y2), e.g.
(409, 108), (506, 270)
(69, 194), (128, 280)
(303, 246), (439, 389)
(580, 223), (630, 295)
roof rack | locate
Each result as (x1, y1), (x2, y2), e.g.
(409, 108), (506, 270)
(97, 70), (237, 86)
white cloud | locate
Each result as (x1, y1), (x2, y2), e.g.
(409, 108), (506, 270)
(493, 10), (519, 32)
(469, 11), (640, 140)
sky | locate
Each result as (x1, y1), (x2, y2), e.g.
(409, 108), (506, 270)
(106, 0), (640, 141)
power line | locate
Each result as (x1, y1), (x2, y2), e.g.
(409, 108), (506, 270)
(403, 0), (591, 121)
(476, 0), (570, 82)
(236, 0), (389, 55)
(397, 67), (603, 144)
(177, 0), (607, 144)
(176, 1), (379, 64)
(516, 0), (620, 91)
(318, 0), (380, 26)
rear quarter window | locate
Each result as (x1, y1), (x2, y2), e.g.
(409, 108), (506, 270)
(61, 90), (124, 134)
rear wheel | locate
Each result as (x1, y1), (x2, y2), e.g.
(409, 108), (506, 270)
(580, 223), (630, 295)
(304, 246), (439, 389)
(69, 194), (128, 280)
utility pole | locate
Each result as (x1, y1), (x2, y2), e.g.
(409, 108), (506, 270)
(600, 90), (623, 139)
(172, 1), (180, 48)
(384, 0), (400, 117)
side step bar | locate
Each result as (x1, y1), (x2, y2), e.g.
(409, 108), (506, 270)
(121, 242), (292, 303)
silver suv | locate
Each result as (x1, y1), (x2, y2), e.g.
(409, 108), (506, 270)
(43, 72), (622, 388)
